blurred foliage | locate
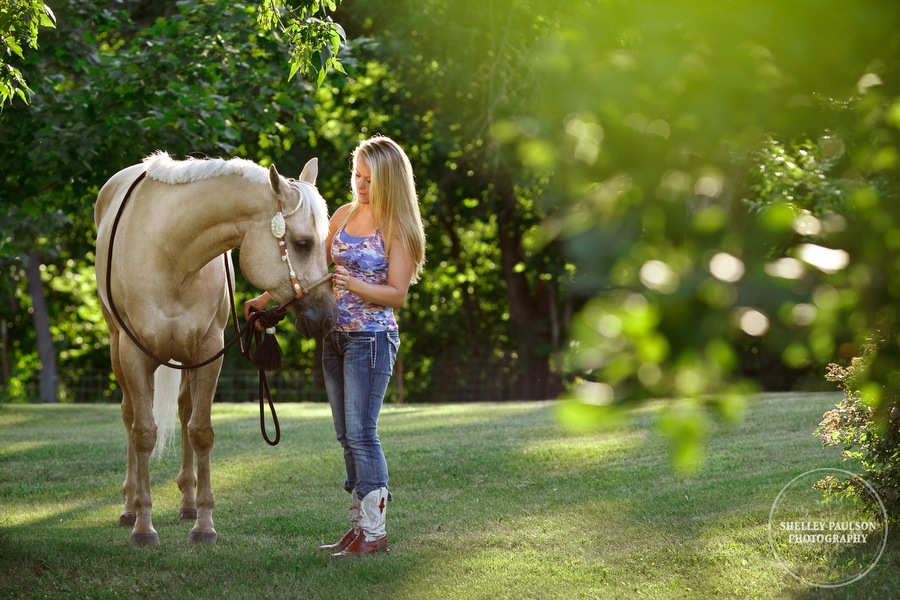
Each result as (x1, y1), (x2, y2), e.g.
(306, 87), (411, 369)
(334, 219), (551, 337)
(534, 0), (900, 471)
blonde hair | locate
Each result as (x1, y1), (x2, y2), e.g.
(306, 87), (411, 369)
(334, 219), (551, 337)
(348, 136), (426, 283)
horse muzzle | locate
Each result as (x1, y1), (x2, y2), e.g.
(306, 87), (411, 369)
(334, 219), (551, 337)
(292, 289), (337, 339)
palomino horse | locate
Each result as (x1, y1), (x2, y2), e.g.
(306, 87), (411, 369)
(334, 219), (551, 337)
(95, 152), (336, 546)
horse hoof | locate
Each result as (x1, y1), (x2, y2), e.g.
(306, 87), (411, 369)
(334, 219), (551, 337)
(119, 513), (137, 528)
(189, 531), (217, 545)
(179, 508), (198, 521)
(129, 531), (160, 546)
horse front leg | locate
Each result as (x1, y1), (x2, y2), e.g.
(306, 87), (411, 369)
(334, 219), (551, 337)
(186, 360), (221, 544)
(118, 345), (160, 546)
(130, 393), (159, 545)
(176, 373), (198, 522)
(110, 328), (137, 528)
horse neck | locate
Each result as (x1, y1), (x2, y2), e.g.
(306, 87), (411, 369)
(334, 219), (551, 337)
(149, 176), (273, 276)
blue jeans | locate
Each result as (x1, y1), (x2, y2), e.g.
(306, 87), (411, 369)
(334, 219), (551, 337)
(322, 329), (399, 498)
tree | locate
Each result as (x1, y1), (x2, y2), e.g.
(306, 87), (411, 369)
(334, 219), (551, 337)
(0, 0), (343, 107)
(0, 0), (345, 401)
(0, 0), (55, 106)
(333, 0), (572, 399)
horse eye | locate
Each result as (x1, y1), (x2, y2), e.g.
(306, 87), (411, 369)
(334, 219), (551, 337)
(292, 238), (313, 253)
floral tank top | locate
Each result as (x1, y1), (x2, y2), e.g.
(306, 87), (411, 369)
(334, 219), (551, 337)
(331, 226), (398, 331)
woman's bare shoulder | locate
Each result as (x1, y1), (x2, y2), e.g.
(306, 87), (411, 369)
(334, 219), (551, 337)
(328, 203), (354, 231)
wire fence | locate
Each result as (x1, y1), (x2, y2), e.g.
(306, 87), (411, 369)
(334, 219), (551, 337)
(7, 358), (566, 404)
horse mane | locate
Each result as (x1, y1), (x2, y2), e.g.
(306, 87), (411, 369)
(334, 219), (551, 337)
(292, 180), (331, 242)
(143, 151), (270, 186)
(143, 151), (330, 240)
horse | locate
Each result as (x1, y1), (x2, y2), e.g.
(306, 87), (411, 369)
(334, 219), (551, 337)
(94, 151), (336, 546)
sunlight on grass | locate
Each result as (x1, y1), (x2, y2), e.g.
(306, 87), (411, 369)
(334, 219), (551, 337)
(381, 401), (551, 432)
(392, 501), (776, 599)
(1, 394), (896, 599)
(0, 411), (37, 428)
(1, 497), (117, 528)
(519, 429), (650, 475)
(0, 440), (48, 458)
(205, 402), (335, 424)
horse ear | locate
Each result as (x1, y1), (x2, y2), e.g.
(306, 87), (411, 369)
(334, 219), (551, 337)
(268, 164), (281, 195)
(299, 158), (318, 185)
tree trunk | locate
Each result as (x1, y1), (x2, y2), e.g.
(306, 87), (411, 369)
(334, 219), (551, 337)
(27, 250), (57, 403)
(493, 170), (560, 399)
(444, 221), (481, 343)
(1, 319), (8, 399)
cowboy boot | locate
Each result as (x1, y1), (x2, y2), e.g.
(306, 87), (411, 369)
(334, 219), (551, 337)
(318, 489), (361, 552)
(332, 487), (389, 557)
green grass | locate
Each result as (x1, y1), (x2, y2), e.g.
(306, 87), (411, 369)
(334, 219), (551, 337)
(0, 393), (896, 599)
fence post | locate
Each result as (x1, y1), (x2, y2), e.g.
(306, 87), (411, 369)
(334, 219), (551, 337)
(1, 319), (7, 399)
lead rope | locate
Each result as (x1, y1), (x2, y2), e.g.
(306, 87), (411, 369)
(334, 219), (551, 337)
(104, 170), (332, 446)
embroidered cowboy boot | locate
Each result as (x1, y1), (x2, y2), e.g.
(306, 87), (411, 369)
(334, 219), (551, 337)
(332, 487), (389, 557)
(318, 489), (361, 552)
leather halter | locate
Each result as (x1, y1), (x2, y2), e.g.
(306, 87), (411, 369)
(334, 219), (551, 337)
(272, 182), (307, 301)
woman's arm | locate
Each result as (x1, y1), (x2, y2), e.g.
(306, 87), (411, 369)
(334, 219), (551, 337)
(335, 241), (416, 310)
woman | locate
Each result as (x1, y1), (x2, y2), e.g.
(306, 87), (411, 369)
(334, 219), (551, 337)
(245, 136), (425, 556)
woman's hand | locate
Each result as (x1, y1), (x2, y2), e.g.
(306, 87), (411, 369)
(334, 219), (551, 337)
(244, 292), (272, 322)
(333, 266), (354, 293)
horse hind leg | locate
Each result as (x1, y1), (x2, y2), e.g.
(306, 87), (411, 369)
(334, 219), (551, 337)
(119, 391), (137, 528)
(176, 373), (198, 521)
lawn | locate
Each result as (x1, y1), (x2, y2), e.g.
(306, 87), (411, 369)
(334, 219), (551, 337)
(0, 393), (896, 599)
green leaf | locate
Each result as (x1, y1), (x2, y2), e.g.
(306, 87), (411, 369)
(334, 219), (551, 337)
(288, 60), (301, 81)
(40, 4), (57, 28)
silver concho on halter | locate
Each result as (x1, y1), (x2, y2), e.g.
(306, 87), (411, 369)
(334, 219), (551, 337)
(271, 186), (302, 240)
(271, 212), (286, 238)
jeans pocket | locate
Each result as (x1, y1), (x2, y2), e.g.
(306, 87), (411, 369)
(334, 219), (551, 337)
(385, 331), (399, 371)
(346, 334), (377, 370)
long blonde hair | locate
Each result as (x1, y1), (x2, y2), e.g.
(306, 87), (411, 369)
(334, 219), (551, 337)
(348, 136), (426, 283)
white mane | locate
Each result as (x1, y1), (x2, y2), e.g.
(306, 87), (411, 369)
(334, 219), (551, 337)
(293, 181), (331, 242)
(143, 151), (330, 241)
(143, 151), (270, 185)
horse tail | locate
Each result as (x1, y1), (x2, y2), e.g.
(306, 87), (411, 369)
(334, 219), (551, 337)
(152, 364), (181, 460)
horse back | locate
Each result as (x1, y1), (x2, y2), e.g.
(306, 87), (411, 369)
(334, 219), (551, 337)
(95, 164), (147, 229)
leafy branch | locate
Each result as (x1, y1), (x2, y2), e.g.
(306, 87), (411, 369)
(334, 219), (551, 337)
(0, 0), (55, 106)
(256, 0), (345, 86)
